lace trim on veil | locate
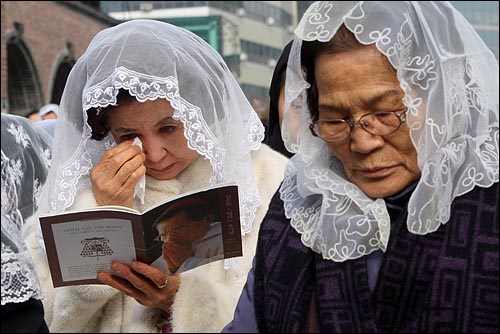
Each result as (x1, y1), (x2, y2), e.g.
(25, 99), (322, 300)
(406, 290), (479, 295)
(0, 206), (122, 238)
(281, 1), (499, 262)
(1, 243), (42, 305)
(51, 67), (261, 237)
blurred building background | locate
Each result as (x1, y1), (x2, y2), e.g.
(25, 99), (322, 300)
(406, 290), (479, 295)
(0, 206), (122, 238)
(1, 1), (498, 120)
(100, 1), (297, 119)
(450, 1), (499, 59)
(1, 1), (117, 116)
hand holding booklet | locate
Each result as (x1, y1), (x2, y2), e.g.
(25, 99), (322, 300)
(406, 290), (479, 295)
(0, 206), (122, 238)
(39, 183), (242, 287)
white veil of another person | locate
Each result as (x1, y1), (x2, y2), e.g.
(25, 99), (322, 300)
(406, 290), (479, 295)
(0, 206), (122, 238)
(2, 114), (52, 305)
(280, 1), (499, 261)
(37, 19), (265, 274)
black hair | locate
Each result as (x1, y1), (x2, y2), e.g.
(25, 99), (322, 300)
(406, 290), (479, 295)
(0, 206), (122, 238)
(86, 89), (136, 140)
(301, 25), (363, 135)
(266, 40), (294, 157)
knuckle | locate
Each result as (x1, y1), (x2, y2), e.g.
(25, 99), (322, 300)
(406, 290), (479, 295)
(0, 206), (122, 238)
(121, 163), (134, 176)
(103, 150), (115, 160)
(110, 156), (122, 168)
(136, 166), (146, 178)
(101, 188), (114, 199)
(131, 167), (145, 180)
(123, 288), (133, 296)
(132, 145), (142, 155)
(134, 282), (147, 291)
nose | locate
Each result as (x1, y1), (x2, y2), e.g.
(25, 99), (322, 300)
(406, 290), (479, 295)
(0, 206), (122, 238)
(142, 137), (167, 163)
(349, 124), (384, 154)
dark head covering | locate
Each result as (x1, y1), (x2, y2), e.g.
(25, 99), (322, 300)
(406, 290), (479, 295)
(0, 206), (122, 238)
(152, 197), (210, 231)
(266, 41), (293, 158)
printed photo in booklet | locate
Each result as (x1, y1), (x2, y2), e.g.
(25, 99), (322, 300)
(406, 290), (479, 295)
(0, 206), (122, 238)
(39, 183), (242, 287)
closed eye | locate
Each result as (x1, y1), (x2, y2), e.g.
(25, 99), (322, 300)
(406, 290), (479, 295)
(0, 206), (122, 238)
(160, 125), (177, 133)
(323, 119), (346, 124)
(119, 133), (138, 141)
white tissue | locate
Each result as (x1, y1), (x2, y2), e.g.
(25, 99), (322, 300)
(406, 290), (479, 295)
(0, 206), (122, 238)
(132, 137), (146, 205)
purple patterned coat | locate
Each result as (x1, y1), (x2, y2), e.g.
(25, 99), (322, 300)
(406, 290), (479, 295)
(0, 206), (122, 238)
(254, 183), (499, 333)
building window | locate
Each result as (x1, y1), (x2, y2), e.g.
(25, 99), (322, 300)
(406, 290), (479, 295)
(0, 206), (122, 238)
(6, 24), (42, 116)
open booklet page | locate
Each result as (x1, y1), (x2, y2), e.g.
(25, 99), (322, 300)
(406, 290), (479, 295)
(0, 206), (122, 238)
(40, 183), (242, 287)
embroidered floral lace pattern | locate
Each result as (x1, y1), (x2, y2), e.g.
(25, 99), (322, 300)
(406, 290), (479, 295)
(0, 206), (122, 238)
(2, 117), (52, 213)
(83, 66), (221, 163)
(1, 151), (42, 305)
(1, 244), (42, 305)
(50, 66), (263, 239)
(76, 68), (226, 209)
(37, 20), (271, 286)
(280, 1), (499, 261)
(2, 114), (52, 305)
(82, 68), (263, 273)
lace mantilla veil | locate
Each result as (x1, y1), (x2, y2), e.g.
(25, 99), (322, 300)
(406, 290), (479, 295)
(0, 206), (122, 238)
(280, 1), (499, 261)
(2, 115), (52, 305)
(36, 20), (265, 273)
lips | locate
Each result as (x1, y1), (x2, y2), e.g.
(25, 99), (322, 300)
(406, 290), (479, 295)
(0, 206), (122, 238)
(358, 166), (395, 178)
(148, 163), (175, 173)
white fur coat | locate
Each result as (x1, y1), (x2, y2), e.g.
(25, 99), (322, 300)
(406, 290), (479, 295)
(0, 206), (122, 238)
(24, 144), (288, 332)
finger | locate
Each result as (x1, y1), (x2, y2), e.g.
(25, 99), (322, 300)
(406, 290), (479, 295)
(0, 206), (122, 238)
(106, 265), (181, 313)
(91, 143), (142, 182)
(130, 261), (169, 288)
(162, 250), (179, 273)
(91, 149), (144, 207)
(118, 161), (146, 189)
(103, 156), (145, 197)
(106, 145), (143, 179)
(111, 164), (146, 204)
(96, 271), (144, 300)
(166, 242), (192, 266)
(107, 139), (140, 157)
(109, 261), (155, 295)
(162, 245), (177, 272)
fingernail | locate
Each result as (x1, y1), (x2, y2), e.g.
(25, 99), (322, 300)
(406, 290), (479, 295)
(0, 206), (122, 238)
(97, 273), (106, 283)
(111, 262), (120, 271)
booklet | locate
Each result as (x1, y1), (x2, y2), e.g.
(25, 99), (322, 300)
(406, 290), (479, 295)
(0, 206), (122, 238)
(40, 183), (242, 287)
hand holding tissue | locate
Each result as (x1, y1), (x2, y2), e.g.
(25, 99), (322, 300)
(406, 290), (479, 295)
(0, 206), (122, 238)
(132, 137), (146, 204)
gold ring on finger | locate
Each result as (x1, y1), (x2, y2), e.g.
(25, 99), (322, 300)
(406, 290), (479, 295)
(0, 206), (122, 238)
(157, 277), (169, 289)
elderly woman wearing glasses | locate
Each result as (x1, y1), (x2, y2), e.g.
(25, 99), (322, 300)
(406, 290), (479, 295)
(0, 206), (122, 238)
(223, 1), (499, 333)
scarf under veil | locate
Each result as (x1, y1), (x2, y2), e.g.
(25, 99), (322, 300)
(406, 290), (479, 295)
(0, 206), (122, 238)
(37, 20), (265, 273)
(280, 1), (499, 261)
(266, 41), (294, 158)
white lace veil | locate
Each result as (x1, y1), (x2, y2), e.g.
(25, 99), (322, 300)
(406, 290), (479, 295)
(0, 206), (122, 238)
(280, 1), (499, 261)
(37, 20), (264, 250)
(2, 114), (52, 305)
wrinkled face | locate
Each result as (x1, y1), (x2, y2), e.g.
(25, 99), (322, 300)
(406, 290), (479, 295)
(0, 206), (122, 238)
(156, 209), (214, 243)
(314, 45), (420, 198)
(107, 98), (197, 180)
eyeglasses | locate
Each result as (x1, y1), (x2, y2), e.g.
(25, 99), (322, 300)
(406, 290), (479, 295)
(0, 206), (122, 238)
(310, 110), (407, 142)
(154, 220), (201, 242)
